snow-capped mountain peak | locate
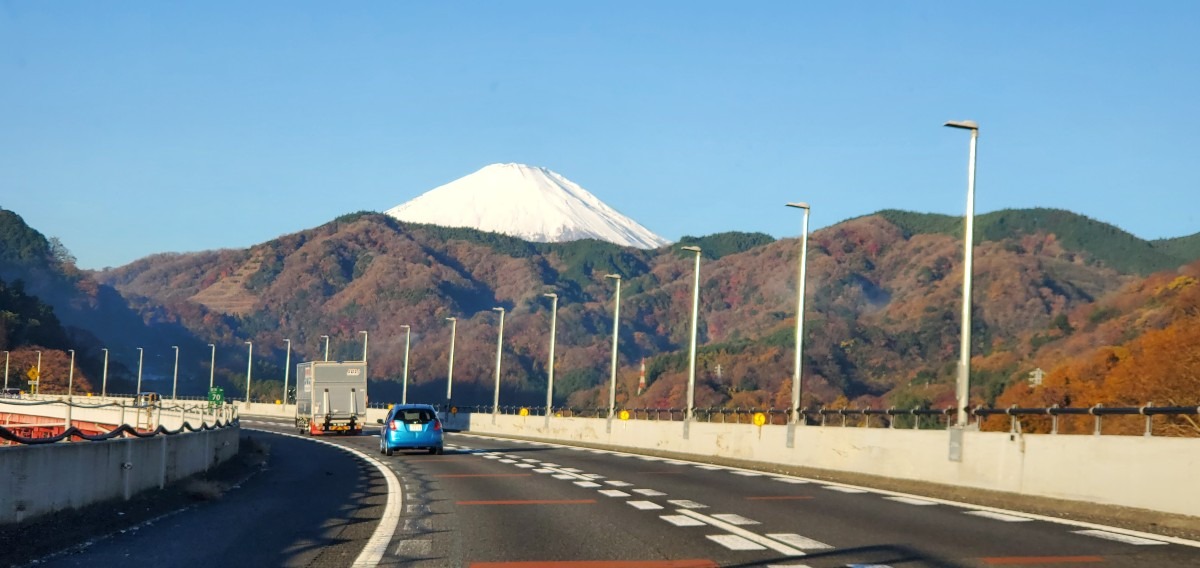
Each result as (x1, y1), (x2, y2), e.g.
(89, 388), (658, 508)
(384, 163), (670, 249)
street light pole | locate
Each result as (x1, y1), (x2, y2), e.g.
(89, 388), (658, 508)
(359, 330), (368, 363)
(400, 325), (411, 404)
(543, 293), (558, 420)
(67, 349), (75, 400)
(245, 341), (253, 404)
(786, 202), (811, 424)
(171, 346), (180, 401)
(445, 317), (457, 411)
(945, 119), (979, 428)
(283, 339), (291, 405)
(320, 335), (330, 362)
(135, 348), (143, 396)
(682, 246), (703, 421)
(35, 351), (41, 396)
(604, 274), (622, 420)
(101, 348), (109, 398)
(491, 307), (506, 418)
(207, 344), (215, 391)
(3, 351), (9, 391)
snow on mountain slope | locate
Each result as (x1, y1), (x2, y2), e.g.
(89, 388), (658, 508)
(384, 163), (670, 249)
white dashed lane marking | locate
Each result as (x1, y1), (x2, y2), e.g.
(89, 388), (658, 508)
(666, 499), (707, 509)
(885, 496), (938, 506)
(965, 511), (1032, 522)
(633, 488), (667, 496)
(604, 480), (633, 487)
(767, 533), (833, 550)
(730, 471), (763, 477)
(660, 514), (706, 527)
(772, 477), (809, 484)
(599, 490), (631, 498)
(574, 481), (602, 488)
(627, 501), (664, 510)
(1073, 530), (1168, 545)
(711, 513), (759, 526)
(707, 534), (765, 550)
(823, 486), (868, 494)
(394, 539), (432, 556)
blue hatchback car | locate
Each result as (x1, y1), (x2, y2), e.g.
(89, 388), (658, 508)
(379, 404), (444, 455)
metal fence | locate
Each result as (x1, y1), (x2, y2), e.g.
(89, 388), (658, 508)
(445, 403), (1200, 437)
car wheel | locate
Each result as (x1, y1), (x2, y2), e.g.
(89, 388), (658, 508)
(434, 445), (444, 455)
(385, 447), (394, 456)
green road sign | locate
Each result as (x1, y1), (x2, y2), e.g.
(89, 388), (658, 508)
(208, 387), (225, 407)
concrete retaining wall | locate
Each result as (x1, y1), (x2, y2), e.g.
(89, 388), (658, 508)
(460, 414), (1199, 518)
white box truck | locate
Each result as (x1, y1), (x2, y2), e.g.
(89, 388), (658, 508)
(294, 361), (367, 435)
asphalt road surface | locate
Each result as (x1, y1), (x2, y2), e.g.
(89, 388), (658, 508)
(22, 417), (1200, 567)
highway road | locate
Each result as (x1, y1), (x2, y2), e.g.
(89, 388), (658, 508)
(24, 417), (1200, 567)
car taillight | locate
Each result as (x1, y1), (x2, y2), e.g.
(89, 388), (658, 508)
(432, 420), (442, 431)
(390, 420), (400, 431)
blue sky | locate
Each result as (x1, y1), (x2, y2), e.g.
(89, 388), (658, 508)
(2, 2), (1197, 269)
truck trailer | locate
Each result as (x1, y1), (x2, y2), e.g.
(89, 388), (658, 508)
(295, 361), (368, 435)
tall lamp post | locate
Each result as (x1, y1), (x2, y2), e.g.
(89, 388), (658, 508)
(171, 346), (180, 400)
(135, 348), (143, 396)
(604, 274), (622, 420)
(67, 349), (76, 400)
(543, 293), (558, 420)
(101, 348), (109, 398)
(945, 119), (979, 428)
(245, 341), (253, 404)
(359, 330), (369, 363)
(682, 246), (703, 421)
(400, 325), (411, 404)
(786, 202), (811, 424)
(283, 339), (291, 405)
(207, 344), (216, 391)
(491, 307), (506, 418)
(3, 350), (9, 391)
(445, 317), (457, 412)
(35, 351), (41, 395)
(320, 335), (330, 362)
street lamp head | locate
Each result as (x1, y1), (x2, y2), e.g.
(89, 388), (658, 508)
(543, 292), (557, 299)
(944, 120), (979, 131)
(245, 340), (252, 346)
(493, 307), (505, 313)
(786, 202), (811, 210)
(284, 338), (291, 346)
(401, 324), (410, 330)
(445, 317), (456, 322)
(681, 245), (702, 253)
(604, 273), (621, 281)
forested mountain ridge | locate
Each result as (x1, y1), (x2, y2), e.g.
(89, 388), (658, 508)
(92, 208), (1200, 414)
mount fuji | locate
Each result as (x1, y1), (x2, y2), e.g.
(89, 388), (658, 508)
(384, 163), (670, 250)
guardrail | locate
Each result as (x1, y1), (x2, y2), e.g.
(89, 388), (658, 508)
(453, 403), (1200, 436)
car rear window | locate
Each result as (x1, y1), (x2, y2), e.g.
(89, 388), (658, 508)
(396, 409), (434, 424)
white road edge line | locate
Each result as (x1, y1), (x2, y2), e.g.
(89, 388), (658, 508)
(448, 432), (1200, 549)
(677, 509), (803, 556)
(246, 428), (403, 567)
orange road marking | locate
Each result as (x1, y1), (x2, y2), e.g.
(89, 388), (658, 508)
(436, 473), (534, 478)
(982, 556), (1105, 565)
(470, 560), (718, 567)
(457, 499), (597, 505)
(745, 495), (814, 500)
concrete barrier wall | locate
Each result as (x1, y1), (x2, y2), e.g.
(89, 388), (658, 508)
(459, 413), (1199, 518)
(1, 401), (241, 525)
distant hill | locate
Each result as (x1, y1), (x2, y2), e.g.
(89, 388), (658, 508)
(875, 208), (1198, 276)
(92, 206), (1198, 414)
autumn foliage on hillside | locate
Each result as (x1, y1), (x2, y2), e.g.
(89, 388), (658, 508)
(993, 262), (1200, 436)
